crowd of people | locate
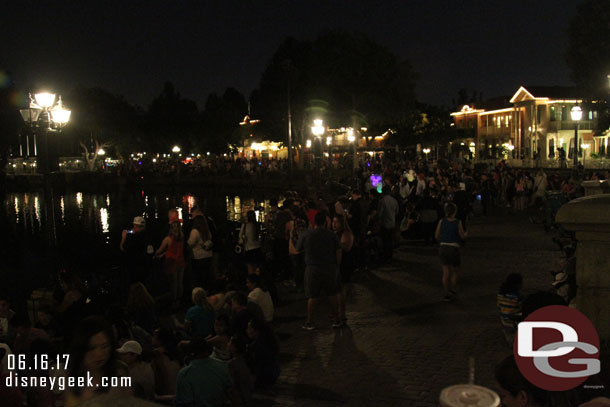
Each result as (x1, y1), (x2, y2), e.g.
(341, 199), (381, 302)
(2, 154), (610, 406)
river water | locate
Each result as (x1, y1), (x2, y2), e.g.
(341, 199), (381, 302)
(1, 188), (277, 301)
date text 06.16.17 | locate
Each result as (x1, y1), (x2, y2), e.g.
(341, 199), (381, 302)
(8, 354), (70, 371)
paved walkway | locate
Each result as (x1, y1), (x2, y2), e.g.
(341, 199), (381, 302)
(259, 213), (557, 406)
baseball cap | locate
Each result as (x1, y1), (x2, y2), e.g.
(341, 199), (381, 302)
(116, 340), (142, 355)
(133, 216), (146, 226)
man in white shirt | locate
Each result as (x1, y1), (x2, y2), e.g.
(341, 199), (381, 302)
(116, 341), (155, 401)
(245, 274), (274, 323)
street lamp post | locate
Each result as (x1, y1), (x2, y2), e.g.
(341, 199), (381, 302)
(19, 92), (71, 252)
(570, 105), (582, 169)
(347, 129), (356, 174)
(423, 148), (431, 160)
(20, 92), (71, 174)
(311, 119), (324, 168)
(581, 143), (590, 169)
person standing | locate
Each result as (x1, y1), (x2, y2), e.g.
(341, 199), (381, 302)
(377, 185), (399, 263)
(120, 216), (153, 285)
(294, 211), (343, 330)
(155, 221), (185, 307)
(239, 210), (263, 275)
(188, 210), (214, 291)
(435, 203), (466, 302)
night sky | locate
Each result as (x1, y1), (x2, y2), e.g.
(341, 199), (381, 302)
(1, 0), (580, 109)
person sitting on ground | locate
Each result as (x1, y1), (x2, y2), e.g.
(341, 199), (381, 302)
(230, 292), (262, 340)
(207, 314), (231, 362)
(151, 327), (181, 398)
(497, 273), (524, 344)
(126, 282), (157, 334)
(246, 274), (274, 323)
(184, 288), (215, 339)
(64, 316), (121, 407)
(0, 296), (16, 345)
(56, 272), (89, 334)
(227, 335), (253, 406)
(34, 303), (60, 340)
(0, 346), (24, 407)
(175, 337), (236, 407)
(207, 279), (228, 312)
(495, 355), (548, 407)
(246, 318), (280, 389)
(435, 202), (466, 302)
(9, 312), (50, 355)
(497, 273), (524, 325)
(116, 340), (155, 401)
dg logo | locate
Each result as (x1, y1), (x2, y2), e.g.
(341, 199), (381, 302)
(514, 305), (601, 391)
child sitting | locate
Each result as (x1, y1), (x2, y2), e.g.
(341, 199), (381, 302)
(497, 273), (524, 344)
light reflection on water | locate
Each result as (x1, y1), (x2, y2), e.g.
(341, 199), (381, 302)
(5, 190), (273, 247)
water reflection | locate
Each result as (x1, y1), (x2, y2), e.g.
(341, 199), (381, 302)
(100, 208), (110, 234)
(225, 196), (270, 223)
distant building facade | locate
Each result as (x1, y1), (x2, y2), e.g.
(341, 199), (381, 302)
(450, 86), (608, 164)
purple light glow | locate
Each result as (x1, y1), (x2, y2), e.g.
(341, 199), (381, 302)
(370, 174), (382, 187)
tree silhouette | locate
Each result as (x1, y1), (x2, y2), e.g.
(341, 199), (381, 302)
(145, 82), (199, 153)
(0, 73), (21, 173)
(252, 31), (417, 147)
(566, 0), (610, 98)
(199, 88), (248, 152)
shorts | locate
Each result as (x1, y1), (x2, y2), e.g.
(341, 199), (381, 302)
(439, 245), (461, 267)
(304, 265), (340, 299)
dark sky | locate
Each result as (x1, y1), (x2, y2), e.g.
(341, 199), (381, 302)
(1, 0), (580, 109)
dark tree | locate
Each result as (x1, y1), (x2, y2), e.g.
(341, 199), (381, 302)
(199, 88), (248, 152)
(0, 73), (21, 174)
(145, 82), (199, 153)
(566, 0), (610, 98)
(65, 86), (142, 167)
(252, 31), (417, 147)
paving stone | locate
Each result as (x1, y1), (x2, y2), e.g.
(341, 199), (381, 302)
(263, 213), (557, 405)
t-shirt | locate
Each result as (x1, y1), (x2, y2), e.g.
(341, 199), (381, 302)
(128, 361), (155, 400)
(175, 358), (232, 407)
(185, 306), (215, 338)
(273, 209), (292, 239)
(295, 228), (340, 267)
(248, 288), (274, 322)
(187, 229), (213, 260)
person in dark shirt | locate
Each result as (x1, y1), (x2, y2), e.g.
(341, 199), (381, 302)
(120, 216), (152, 285)
(294, 212), (343, 330)
(230, 292), (261, 340)
(271, 200), (294, 282)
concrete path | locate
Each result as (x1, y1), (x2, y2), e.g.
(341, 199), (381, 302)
(259, 213), (557, 406)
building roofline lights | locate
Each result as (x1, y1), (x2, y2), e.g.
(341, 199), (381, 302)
(544, 99), (583, 104)
(478, 108), (516, 116)
(450, 105), (485, 116)
(510, 86), (536, 103)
